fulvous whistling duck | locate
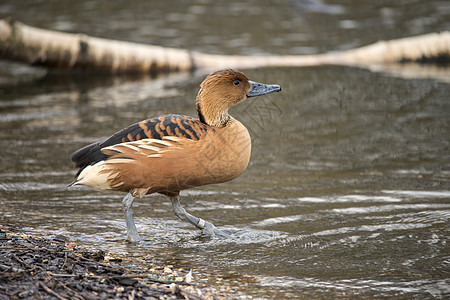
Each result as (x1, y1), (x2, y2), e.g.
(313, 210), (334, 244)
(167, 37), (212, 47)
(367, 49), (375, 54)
(70, 69), (281, 242)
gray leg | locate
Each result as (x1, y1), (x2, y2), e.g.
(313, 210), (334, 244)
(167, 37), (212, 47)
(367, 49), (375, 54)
(170, 196), (230, 238)
(122, 193), (141, 243)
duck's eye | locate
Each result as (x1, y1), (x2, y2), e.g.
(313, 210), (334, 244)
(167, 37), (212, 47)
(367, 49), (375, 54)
(233, 80), (241, 86)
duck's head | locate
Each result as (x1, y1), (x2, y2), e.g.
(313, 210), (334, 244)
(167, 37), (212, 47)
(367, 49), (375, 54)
(196, 69), (281, 127)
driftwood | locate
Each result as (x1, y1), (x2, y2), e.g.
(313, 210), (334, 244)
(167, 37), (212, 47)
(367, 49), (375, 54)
(0, 18), (449, 74)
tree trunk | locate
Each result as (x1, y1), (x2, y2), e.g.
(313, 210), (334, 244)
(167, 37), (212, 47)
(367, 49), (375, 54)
(0, 18), (449, 74)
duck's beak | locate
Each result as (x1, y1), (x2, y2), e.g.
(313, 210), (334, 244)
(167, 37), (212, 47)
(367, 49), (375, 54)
(247, 81), (281, 98)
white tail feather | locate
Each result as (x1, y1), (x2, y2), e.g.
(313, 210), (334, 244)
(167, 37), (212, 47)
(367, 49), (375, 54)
(75, 162), (114, 191)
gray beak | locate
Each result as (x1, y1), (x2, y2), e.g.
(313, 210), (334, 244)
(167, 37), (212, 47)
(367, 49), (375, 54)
(247, 80), (281, 98)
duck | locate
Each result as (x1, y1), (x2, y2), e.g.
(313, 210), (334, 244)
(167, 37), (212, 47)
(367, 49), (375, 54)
(70, 69), (281, 242)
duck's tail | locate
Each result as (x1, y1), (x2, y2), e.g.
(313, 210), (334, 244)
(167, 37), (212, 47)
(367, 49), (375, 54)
(67, 178), (81, 188)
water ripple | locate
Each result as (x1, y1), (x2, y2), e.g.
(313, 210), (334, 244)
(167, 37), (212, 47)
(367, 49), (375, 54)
(382, 190), (450, 198)
(330, 204), (450, 214)
(256, 276), (450, 297)
(0, 182), (68, 191)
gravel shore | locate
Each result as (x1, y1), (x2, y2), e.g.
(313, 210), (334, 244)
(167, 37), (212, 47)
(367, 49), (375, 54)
(0, 224), (248, 300)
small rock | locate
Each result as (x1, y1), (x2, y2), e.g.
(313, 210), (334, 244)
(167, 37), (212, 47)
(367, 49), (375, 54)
(169, 283), (179, 294)
(186, 270), (193, 283)
(118, 278), (138, 286)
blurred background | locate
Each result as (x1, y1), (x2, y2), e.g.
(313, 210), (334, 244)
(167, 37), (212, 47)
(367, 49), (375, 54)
(1, 1), (449, 298)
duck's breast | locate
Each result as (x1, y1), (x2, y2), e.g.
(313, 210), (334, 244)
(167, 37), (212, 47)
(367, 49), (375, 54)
(192, 118), (251, 185)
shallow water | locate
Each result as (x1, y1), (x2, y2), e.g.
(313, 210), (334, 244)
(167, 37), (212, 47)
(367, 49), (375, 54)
(1, 1), (450, 298)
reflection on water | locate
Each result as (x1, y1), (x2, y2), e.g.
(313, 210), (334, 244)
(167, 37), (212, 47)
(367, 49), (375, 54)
(1, 0), (450, 298)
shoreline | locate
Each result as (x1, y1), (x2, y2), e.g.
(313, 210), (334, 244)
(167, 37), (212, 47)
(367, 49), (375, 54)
(0, 223), (250, 300)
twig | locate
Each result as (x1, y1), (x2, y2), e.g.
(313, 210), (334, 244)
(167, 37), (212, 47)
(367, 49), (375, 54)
(49, 273), (77, 277)
(57, 281), (85, 300)
(0, 263), (23, 273)
(78, 254), (125, 269)
(179, 288), (206, 300)
(171, 284), (205, 300)
(12, 254), (30, 269)
(61, 252), (69, 270)
(49, 272), (190, 285)
(0, 246), (72, 252)
(111, 274), (191, 285)
(38, 281), (69, 300)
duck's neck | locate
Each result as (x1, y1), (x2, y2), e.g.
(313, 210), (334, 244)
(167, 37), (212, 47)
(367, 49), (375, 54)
(196, 89), (230, 127)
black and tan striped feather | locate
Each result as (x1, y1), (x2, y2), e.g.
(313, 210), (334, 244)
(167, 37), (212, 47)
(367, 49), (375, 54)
(70, 114), (210, 175)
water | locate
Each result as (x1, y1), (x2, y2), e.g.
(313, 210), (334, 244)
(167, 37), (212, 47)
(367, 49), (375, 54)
(1, 1), (450, 298)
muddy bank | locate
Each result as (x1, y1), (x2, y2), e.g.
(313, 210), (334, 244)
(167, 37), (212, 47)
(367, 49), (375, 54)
(0, 224), (248, 300)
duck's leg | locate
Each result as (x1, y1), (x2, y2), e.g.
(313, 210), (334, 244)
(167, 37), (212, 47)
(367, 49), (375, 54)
(170, 196), (230, 238)
(122, 192), (142, 243)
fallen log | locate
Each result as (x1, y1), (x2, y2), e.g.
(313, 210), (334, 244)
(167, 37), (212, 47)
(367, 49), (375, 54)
(0, 19), (193, 73)
(0, 18), (449, 74)
(196, 31), (450, 69)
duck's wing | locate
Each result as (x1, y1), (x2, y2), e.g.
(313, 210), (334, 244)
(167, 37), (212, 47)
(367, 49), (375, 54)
(73, 136), (196, 196)
(71, 114), (208, 175)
